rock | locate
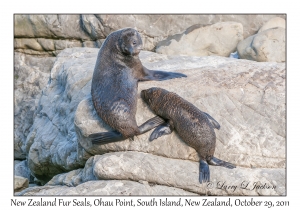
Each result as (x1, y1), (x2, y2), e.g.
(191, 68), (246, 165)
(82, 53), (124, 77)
(14, 14), (285, 55)
(14, 52), (55, 159)
(30, 151), (284, 196)
(92, 151), (285, 196)
(237, 27), (285, 62)
(26, 48), (98, 182)
(17, 180), (196, 196)
(14, 38), (86, 56)
(26, 48), (285, 185)
(156, 22), (243, 57)
(258, 17), (286, 33)
(14, 160), (32, 181)
(76, 50), (285, 169)
(14, 176), (29, 192)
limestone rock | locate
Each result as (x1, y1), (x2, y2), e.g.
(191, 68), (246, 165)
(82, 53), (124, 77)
(91, 151), (285, 196)
(26, 48), (285, 184)
(14, 14), (285, 54)
(76, 51), (285, 169)
(33, 151), (285, 196)
(14, 160), (32, 181)
(258, 17), (286, 33)
(26, 48), (98, 182)
(237, 27), (285, 62)
(17, 180), (196, 196)
(14, 176), (29, 192)
(156, 22), (243, 57)
(14, 52), (55, 159)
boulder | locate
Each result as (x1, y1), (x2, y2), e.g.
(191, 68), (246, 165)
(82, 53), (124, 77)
(25, 48), (285, 189)
(14, 160), (32, 181)
(14, 52), (55, 159)
(14, 14), (285, 55)
(237, 27), (285, 62)
(17, 180), (196, 196)
(26, 151), (284, 196)
(14, 176), (29, 192)
(258, 17), (286, 33)
(91, 151), (285, 196)
(156, 22), (243, 57)
(76, 51), (285, 170)
(26, 48), (98, 182)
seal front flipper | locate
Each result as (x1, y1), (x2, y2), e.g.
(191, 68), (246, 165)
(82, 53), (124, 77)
(149, 120), (175, 141)
(90, 116), (165, 145)
(199, 159), (210, 183)
(90, 131), (124, 145)
(138, 116), (166, 133)
(207, 156), (236, 169)
(140, 67), (187, 81)
(203, 112), (220, 130)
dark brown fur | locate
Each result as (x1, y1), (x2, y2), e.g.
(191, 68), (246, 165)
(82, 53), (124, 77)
(91, 28), (186, 139)
(141, 87), (216, 160)
(141, 87), (235, 183)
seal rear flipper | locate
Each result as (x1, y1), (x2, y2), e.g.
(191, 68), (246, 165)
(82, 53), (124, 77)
(89, 131), (125, 145)
(138, 116), (166, 133)
(149, 122), (174, 141)
(207, 156), (236, 169)
(203, 112), (220, 130)
(199, 160), (210, 183)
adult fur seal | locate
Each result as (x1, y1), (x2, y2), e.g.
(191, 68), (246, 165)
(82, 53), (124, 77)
(90, 28), (186, 144)
(141, 87), (236, 183)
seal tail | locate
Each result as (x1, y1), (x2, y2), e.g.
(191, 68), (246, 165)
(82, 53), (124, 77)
(90, 116), (166, 145)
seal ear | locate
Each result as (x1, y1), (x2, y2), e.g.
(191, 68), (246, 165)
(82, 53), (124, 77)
(203, 112), (220, 130)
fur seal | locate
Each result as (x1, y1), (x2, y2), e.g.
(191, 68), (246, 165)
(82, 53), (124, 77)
(90, 28), (186, 144)
(141, 87), (236, 183)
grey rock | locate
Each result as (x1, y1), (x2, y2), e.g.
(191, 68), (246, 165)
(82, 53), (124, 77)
(41, 151), (285, 196)
(17, 180), (196, 195)
(26, 48), (98, 182)
(14, 160), (31, 181)
(258, 17), (286, 33)
(14, 52), (55, 159)
(26, 48), (285, 185)
(91, 151), (285, 196)
(14, 14), (285, 54)
(14, 176), (29, 192)
(75, 50), (285, 169)
(237, 27), (285, 62)
(156, 22), (243, 57)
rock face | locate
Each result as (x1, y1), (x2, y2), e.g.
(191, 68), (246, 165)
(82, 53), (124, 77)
(258, 17), (286, 33)
(14, 160), (32, 181)
(156, 22), (243, 57)
(237, 27), (285, 62)
(90, 152), (285, 196)
(26, 48), (98, 182)
(19, 151), (285, 196)
(14, 52), (55, 159)
(17, 180), (196, 196)
(14, 176), (29, 193)
(23, 48), (285, 195)
(14, 14), (285, 55)
(76, 50), (285, 170)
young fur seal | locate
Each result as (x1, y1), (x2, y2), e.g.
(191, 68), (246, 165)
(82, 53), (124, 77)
(141, 87), (236, 183)
(90, 28), (186, 144)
